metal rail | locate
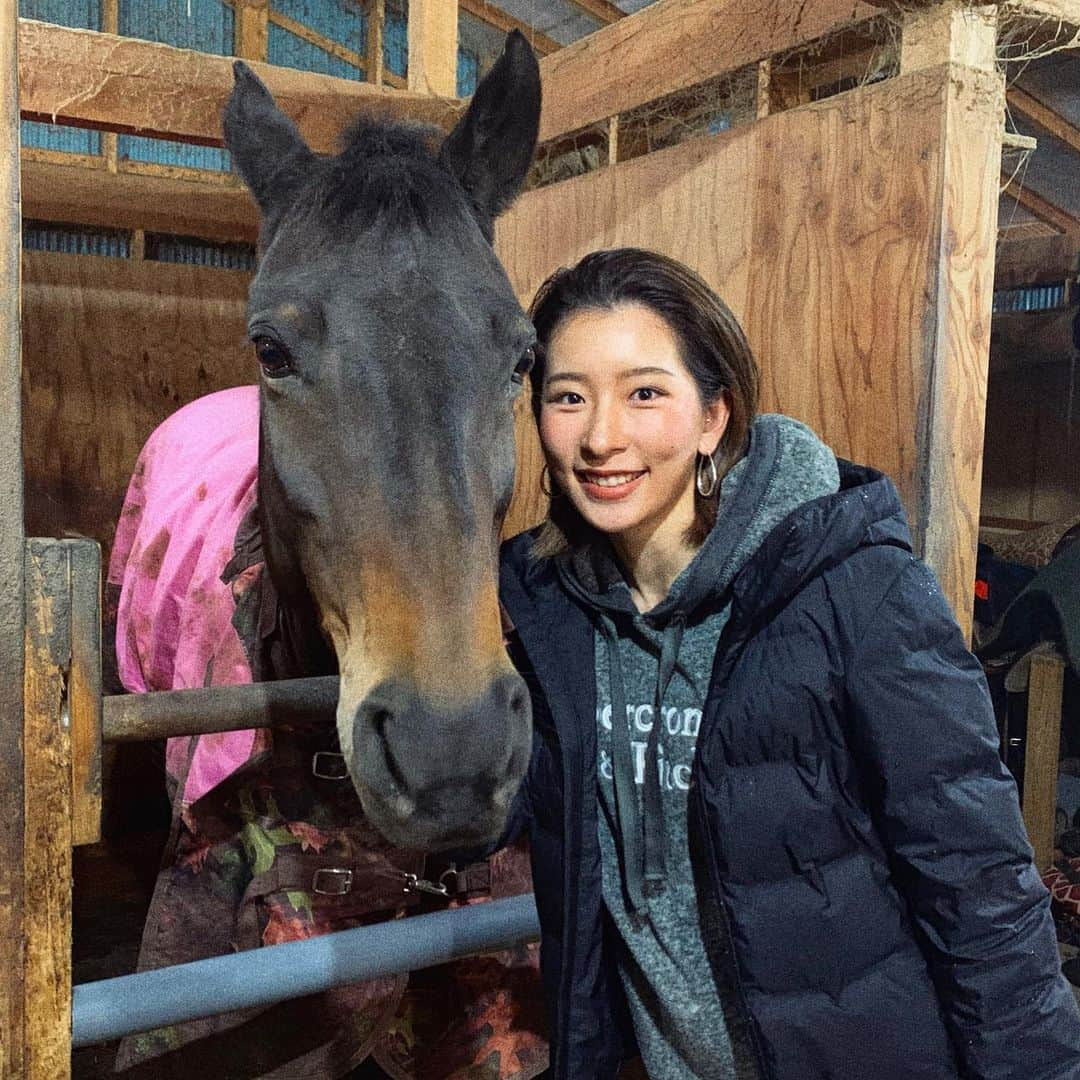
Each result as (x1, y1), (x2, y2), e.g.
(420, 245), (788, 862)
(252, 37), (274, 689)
(72, 893), (541, 1047)
(102, 675), (339, 742)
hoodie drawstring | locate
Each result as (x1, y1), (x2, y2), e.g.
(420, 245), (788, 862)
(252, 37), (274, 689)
(601, 612), (685, 914)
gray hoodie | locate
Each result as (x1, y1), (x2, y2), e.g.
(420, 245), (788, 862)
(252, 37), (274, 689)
(556, 414), (840, 1079)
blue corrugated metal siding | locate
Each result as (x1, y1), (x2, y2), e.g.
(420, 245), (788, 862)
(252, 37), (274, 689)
(118, 0), (233, 53)
(19, 0), (99, 28)
(268, 22), (360, 79)
(384, 8), (406, 77)
(458, 50), (478, 97)
(146, 233), (256, 269)
(118, 137), (231, 170)
(272, 0), (366, 53)
(117, 0), (233, 170)
(20, 0), (103, 154)
(23, 221), (131, 257)
(21, 121), (101, 154)
(993, 284), (1068, 313)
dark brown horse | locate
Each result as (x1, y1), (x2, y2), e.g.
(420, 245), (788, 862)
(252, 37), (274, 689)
(222, 33), (540, 851)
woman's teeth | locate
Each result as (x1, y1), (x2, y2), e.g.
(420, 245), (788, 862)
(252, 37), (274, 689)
(585, 473), (641, 487)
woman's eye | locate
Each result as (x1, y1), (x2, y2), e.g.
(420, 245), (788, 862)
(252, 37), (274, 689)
(631, 387), (661, 402)
(511, 346), (536, 386)
(548, 391), (583, 406)
(253, 336), (294, 379)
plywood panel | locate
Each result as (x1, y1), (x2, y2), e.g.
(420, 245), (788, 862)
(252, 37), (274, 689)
(498, 63), (1003, 627)
(21, 252), (252, 551)
(982, 359), (1080, 525)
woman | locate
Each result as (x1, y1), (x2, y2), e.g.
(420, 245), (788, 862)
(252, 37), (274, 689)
(499, 248), (1080, 1079)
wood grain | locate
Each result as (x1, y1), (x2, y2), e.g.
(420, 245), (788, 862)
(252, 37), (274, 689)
(17, 19), (464, 153)
(0, 1), (27, 1074)
(22, 156), (259, 243)
(499, 64), (1002, 627)
(22, 540), (73, 1080)
(68, 540), (102, 848)
(919, 66), (1004, 640)
(536, 0), (882, 143)
(407, 0), (459, 97)
(1024, 651), (1066, 873)
(21, 252), (252, 552)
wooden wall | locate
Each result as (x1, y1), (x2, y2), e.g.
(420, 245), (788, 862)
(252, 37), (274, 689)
(21, 252), (251, 550)
(497, 61), (1004, 632)
(982, 358), (1080, 526)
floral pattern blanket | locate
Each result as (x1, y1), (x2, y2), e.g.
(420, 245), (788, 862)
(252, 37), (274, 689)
(108, 387), (546, 1079)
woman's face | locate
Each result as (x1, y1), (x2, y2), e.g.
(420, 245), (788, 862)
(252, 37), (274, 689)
(539, 303), (729, 554)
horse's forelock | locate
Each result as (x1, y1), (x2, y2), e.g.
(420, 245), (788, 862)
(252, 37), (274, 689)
(276, 118), (479, 243)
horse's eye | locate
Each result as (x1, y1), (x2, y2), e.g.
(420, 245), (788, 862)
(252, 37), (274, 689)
(511, 346), (536, 386)
(253, 336), (293, 379)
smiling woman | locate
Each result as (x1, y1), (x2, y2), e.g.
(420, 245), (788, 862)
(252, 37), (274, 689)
(497, 247), (1080, 1079)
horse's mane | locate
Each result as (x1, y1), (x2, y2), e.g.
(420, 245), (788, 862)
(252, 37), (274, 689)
(301, 118), (475, 237)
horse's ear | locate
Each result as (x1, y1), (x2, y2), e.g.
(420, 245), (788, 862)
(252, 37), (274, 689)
(223, 61), (316, 218)
(438, 30), (541, 225)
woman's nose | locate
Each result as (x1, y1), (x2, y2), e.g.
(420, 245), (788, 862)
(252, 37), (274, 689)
(581, 403), (624, 458)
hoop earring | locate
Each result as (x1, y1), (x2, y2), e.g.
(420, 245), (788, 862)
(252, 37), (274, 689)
(540, 465), (562, 499)
(696, 452), (718, 498)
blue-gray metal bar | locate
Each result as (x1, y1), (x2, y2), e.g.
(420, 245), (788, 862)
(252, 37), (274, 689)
(72, 893), (541, 1048)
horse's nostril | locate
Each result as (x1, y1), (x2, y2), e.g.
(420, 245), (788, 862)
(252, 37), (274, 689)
(365, 704), (408, 792)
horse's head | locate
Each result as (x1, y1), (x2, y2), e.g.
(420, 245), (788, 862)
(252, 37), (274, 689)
(222, 35), (540, 851)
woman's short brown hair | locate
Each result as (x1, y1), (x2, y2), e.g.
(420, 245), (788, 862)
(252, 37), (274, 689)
(528, 247), (760, 558)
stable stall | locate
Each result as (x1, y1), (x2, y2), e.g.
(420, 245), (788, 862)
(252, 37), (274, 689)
(3, 0), (1077, 1075)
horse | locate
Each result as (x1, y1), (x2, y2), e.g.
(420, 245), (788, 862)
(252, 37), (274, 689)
(220, 32), (540, 852)
(106, 33), (549, 1078)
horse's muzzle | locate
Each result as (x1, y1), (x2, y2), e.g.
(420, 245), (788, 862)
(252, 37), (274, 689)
(346, 671), (532, 851)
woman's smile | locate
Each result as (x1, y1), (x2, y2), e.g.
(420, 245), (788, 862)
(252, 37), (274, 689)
(575, 468), (648, 500)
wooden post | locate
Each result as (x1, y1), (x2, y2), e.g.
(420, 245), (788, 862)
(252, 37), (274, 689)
(235, 0), (269, 62)
(23, 541), (74, 1079)
(367, 0), (385, 87)
(1023, 652), (1066, 872)
(756, 58), (772, 119)
(900, 2), (1002, 641)
(102, 0), (118, 173)
(900, 1), (998, 73)
(407, 0), (458, 97)
(0, 0), (27, 1075)
(607, 115), (619, 166)
(69, 541), (102, 848)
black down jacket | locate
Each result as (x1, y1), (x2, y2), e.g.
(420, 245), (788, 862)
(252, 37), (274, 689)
(498, 461), (1080, 1080)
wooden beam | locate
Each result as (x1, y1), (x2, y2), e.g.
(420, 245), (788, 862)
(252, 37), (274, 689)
(407, 0), (458, 97)
(21, 156), (259, 241)
(995, 231), (1080, 287)
(17, 19), (463, 153)
(1004, 0), (1080, 23)
(1003, 169), (1080, 233)
(900, 0), (998, 72)
(536, 0), (884, 144)
(459, 0), (560, 56)
(1008, 85), (1080, 156)
(566, 0), (627, 23)
(0, 0), (27, 1075)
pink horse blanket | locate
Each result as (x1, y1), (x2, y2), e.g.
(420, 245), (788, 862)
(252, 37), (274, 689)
(107, 387), (546, 1079)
